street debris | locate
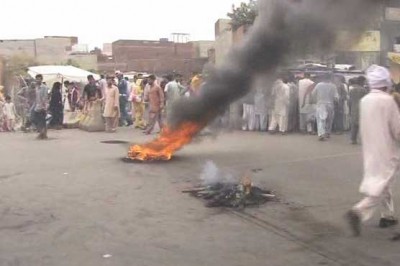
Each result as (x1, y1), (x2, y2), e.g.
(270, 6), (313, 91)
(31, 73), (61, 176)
(391, 233), (400, 241)
(183, 181), (275, 208)
(183, 161), (275, 208)
(102, 254), (112, 258)
(101, 140), (130, 144)
(251, 168), (263, 173)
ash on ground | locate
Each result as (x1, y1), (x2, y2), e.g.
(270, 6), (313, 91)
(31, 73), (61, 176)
(183, 161), (275, 208)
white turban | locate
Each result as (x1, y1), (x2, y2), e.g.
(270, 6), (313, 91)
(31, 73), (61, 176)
(366, 64), (392, 89)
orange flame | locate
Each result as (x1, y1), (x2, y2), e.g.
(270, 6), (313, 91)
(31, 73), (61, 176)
(127, 122), (205, 161)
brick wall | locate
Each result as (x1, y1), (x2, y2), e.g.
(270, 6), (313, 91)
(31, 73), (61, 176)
(0, 37), (75, 64)
(109, 40), (206, 78)
(191, 41), (215, 58)
(0, 40), (35, 58)
(35, 38), (71, 64)
(68, 54), (98, 71)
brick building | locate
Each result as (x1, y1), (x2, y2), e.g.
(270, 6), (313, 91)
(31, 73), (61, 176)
(105, 39), (210, 78)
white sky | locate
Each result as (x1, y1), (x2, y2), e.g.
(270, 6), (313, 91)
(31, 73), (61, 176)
(1, 0), (244, 49)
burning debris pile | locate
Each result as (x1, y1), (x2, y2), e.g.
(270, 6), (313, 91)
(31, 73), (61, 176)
(183, 161), (275, 208)
(127, 122), (205, 161)
(183, 179), (275, 208)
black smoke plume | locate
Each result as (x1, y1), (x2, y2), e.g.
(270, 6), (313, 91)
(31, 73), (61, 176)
(169, 0), (383, 128)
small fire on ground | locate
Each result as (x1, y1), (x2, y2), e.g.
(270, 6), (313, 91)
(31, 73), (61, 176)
(183, 172), (275, 208)
(127, 121), (205, 162)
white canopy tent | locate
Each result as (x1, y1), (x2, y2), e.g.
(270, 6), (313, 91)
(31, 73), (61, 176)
(27, 65), (100, 86)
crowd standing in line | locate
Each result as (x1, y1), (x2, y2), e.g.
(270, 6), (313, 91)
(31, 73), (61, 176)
(0, 67), (386, 147)
(0, 68), (380, 145)
(242, 71), (370, 144)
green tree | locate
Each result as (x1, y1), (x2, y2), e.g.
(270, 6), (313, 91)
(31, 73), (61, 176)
(227, 0), (258, 31)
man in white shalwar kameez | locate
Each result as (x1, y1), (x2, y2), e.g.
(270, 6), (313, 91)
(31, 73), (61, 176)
(312, 75), (338, 141)
(242, 91), (256, 131)
(254, 88), (268, 131)
(346, 65), (400, 236)
(268, 79), (290, 134)
(299, 73), (314, 133)
(164, 74), (186, 120)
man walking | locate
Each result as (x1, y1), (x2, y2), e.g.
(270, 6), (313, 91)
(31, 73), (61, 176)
(349, 77), (368, 145)
(312, 74), (338, 141)
(299, 73), (314, 133)
(144, 75), (164, 135)
(346, 65), (400, 236)
(32, 74), (49, 139)
(268, 78), (290, 134)
(103, 75), (120, 133)
(116, 71), (133, 127)
(300, 82), (317, 135)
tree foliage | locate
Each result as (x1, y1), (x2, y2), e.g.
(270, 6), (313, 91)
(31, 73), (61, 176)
(227, 0), (258, 31)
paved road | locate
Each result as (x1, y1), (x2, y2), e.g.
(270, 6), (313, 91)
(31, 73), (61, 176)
(0, 129), (399, 266)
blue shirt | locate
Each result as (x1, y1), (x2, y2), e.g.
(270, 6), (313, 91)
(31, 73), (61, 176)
(118, 79), (128, 96)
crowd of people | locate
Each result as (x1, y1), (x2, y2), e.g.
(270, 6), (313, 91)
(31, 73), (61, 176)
(242, 72), (368, 143)
(0, 68), (373, 144)
(0, 71), (203, 138)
